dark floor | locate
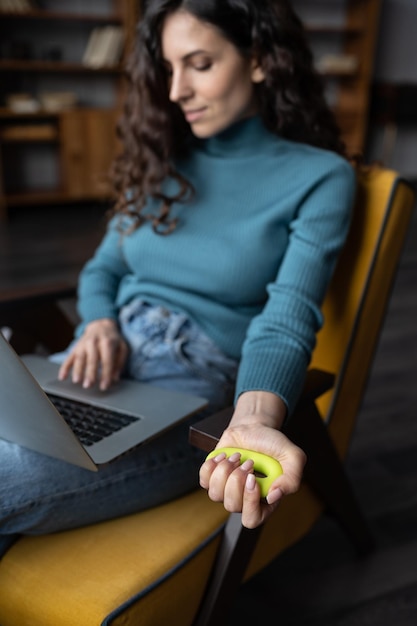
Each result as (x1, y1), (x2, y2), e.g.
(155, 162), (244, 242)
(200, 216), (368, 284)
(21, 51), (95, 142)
(1, 195), (417, 625)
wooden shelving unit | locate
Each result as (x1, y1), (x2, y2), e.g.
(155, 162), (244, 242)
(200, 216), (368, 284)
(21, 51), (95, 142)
(295, 0), (382, 156)
(0, 59), (124, 73)
(0, 0), (140, 221)
(0, 0), (381, 220)
(0, 9), (123, 23)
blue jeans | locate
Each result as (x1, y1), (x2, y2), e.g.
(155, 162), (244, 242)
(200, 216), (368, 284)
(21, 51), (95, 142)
(0, 301), (238, 557)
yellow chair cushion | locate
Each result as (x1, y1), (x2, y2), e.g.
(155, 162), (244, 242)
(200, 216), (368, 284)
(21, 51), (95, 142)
(0, 490), (227, 626)
(0, 483), (325, 625)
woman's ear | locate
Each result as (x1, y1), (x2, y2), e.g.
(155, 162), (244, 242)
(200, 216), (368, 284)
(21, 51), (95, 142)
(251, 58), (265, 84)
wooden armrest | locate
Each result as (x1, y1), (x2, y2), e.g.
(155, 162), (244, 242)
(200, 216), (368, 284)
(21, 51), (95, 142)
(189, 368), (335, 453)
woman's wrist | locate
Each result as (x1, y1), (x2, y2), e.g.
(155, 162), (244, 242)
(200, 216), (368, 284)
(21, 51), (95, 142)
(85, 318), (118, 330)
(232, 390), (287, 431)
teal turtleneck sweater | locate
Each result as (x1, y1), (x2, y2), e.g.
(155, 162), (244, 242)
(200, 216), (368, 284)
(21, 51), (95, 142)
(77, 116), (356, 413)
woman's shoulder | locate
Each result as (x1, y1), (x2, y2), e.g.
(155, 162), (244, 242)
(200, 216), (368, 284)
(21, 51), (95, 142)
(280, 135), (351, 166)
(278, 137), (356, 186)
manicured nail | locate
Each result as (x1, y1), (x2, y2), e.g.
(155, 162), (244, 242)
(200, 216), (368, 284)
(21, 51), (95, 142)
(213, 452), (227, 463)
(228, 452), (241, 463)
(246, 474), (256, 491)
(266, 487), (283, 505)
(240, 459), (254, 472)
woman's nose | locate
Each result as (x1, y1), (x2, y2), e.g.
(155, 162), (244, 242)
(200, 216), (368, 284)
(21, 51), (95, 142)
(169, 70), (192, 102)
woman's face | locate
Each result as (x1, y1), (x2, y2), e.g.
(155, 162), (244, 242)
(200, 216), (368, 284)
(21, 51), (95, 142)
(161, 10), (264, 138)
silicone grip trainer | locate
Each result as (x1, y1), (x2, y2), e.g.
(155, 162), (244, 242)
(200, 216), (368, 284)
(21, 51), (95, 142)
(205, 447), (283, 499)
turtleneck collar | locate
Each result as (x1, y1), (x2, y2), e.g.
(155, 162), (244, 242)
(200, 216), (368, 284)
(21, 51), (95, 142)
(199, 115), (277, 157)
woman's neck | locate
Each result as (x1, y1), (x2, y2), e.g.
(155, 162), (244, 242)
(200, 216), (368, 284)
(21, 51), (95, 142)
(200, 115), (275, 157)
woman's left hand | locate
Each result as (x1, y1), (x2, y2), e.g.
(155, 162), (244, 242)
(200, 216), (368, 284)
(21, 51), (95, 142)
(198, 392), (306, 529)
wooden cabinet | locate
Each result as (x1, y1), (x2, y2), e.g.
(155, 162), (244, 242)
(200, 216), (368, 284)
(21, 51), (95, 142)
(293, 0), (382, 156)
(0, 0), (140, 220)
(59, 108), (119, 199)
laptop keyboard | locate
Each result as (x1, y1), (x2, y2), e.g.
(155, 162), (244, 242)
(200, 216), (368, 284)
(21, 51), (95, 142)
(47, 394), (139, 447)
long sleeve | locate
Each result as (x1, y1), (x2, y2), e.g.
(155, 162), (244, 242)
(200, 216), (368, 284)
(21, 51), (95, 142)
(75, 219), (130, 335)
(235, 160), (356, 414)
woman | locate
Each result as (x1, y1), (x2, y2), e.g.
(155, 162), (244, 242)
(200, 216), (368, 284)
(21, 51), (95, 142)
(0, 0), (356, 554)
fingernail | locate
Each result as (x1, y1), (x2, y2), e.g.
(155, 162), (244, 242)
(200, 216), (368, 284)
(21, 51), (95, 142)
(240, 459), (254, 472)
(246, 474), (256, 491)
(228, 452), (241, 463)
(213, 452), (227, 463)
(83, 379), (91, 389)
(266, 487), (283, 505)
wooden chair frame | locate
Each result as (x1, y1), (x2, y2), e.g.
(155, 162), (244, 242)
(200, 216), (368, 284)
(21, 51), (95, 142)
(189, 368), (374, 626)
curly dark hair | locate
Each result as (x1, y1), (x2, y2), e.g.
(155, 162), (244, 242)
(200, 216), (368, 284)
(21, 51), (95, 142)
(110, 0), (349, 234)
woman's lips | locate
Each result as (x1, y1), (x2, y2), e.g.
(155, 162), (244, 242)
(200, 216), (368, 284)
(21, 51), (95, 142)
(183, 108), (206, 123)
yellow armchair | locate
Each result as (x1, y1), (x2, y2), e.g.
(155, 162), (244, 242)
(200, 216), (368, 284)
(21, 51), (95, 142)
(0, 166), (414, 626)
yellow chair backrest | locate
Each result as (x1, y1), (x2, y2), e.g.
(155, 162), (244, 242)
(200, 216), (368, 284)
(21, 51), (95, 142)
(312, 167), (414, 456)
(240, 166), (415, 582)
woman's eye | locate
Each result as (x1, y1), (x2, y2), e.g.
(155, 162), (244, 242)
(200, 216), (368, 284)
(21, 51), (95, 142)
(194, 61), (212, 72)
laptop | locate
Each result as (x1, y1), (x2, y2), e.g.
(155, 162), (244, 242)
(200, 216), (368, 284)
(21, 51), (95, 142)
(0, 332), (207, 471)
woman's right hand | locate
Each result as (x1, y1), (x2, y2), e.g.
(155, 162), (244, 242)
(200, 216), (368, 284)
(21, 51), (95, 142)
(58, 319), (129, 391)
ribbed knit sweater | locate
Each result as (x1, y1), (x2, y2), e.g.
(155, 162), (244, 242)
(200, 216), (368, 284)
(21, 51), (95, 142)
(76, 116), (356, 413)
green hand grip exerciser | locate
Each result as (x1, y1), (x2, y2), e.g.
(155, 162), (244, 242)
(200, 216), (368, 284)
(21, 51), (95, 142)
(206, 447), (283, 499)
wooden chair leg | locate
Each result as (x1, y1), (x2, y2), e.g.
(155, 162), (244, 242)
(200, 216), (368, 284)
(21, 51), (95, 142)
(193, 515), (262, 626)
